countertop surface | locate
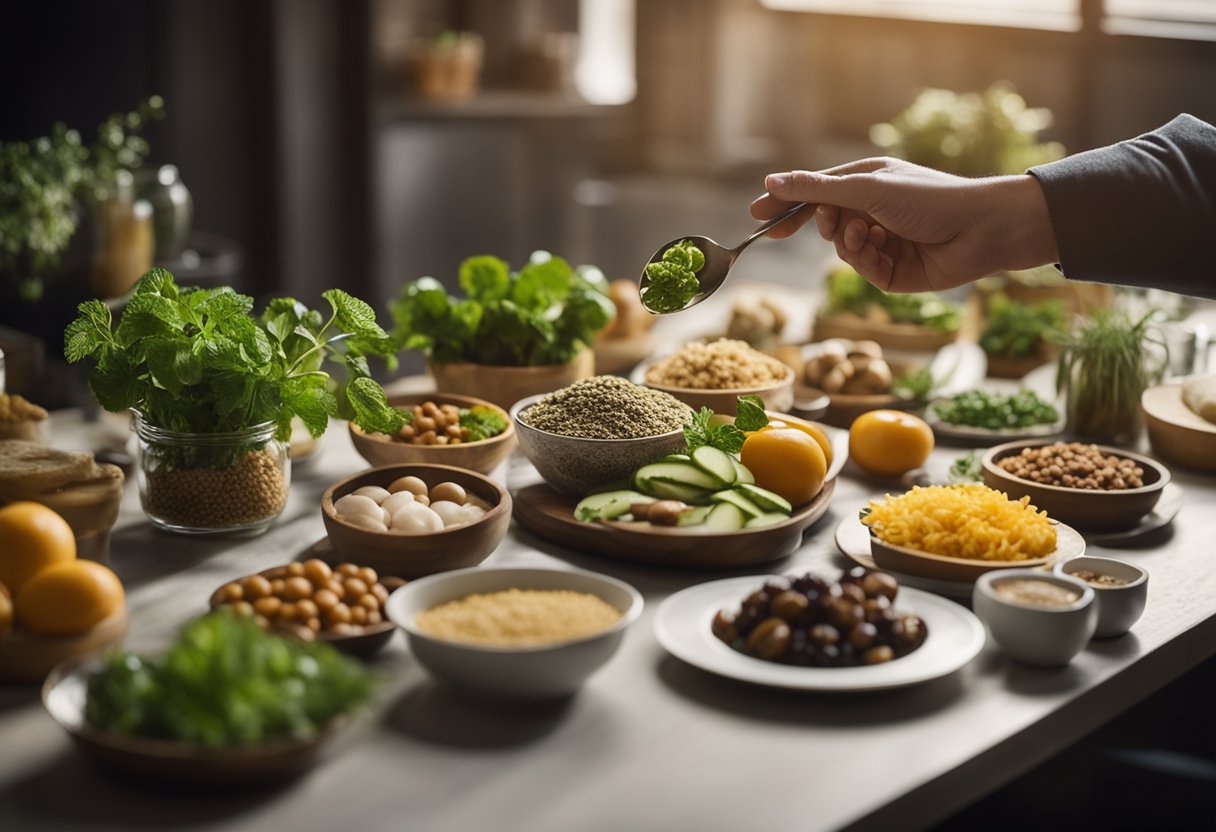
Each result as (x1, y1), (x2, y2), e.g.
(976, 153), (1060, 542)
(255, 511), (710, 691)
(2, 288), (1215, 832)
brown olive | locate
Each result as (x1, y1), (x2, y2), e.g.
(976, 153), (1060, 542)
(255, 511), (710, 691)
(711, 610), (739, 643)
(840, 582), (866, 604)
(825, 596), (864, 631)
(746, 618), (792, 660)
(646, 500), (688, 526)
(863, 645), (895, 665)
(770, 590), (809, 622)
(809, 623), (840, 646)
(861, 571), (899, 601)
(848, 622), (878, 650)
(863, 595), (893, 624)
(893, 616), (927, 652)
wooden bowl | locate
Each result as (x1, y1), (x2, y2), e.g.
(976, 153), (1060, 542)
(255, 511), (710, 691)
(42, 658), (347, 787)
(428, 348), (594, 410)
(869, 521), (1085, 583)
(348, 393), (516, 475)
(207, 566), (400, 658)
(795, 357), (919, 429)
(321, 464), (511, 579)
(982, 440), (1171, 532)
(634, 361), (796, 414)
(812, 313), (959, 352)
(1142, 382), (1216, 473)
(0, 607), (129, 684)
(593, 333), (658, 375)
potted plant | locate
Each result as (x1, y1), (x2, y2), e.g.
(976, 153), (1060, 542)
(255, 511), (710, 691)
(409, 31), (484, 101)
(1055, 310), (1166, 445)
(390, 252), (615, 408)
(0, 97), (163, 304)
(979, 293), (1065, 378)
(64, 268), (405, 535)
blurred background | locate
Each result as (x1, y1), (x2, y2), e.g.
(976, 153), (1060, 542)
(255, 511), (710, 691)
(3, 0), (1216, 389)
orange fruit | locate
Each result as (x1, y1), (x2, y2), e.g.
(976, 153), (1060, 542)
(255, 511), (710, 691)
(764, 413), (833, 468)
(16, 560), (124, 636)
(849, 409), (934, 478)
(740, 427), (827, 505)
(0, 501), (76, 595)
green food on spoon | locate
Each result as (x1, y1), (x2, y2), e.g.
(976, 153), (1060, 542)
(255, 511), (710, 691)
(642, 239), (705, 314)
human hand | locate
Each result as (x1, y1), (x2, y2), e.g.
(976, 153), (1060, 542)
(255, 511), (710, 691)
(750, 158), (1058, 293)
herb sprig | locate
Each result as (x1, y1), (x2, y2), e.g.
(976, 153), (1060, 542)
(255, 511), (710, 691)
(65, 269), (406, 440)
(642, 239), (704, 314)
(682, 395), (768, 455)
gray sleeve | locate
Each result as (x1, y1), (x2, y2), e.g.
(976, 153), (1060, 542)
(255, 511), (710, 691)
(1028, 114), (1216, 300)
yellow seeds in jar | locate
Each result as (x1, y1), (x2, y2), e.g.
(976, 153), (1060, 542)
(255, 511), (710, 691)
(415, 588), (623, 647)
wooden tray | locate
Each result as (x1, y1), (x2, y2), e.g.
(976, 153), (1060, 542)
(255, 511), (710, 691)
(512, 479), (836, 569)
(812, 314), (959, 353)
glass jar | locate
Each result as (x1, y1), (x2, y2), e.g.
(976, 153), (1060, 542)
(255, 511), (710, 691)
(134, 164), (193, 259)
(133, 412), (290, 536)
(91, 171), (154, 299)
(1062, 343), (1166, 445)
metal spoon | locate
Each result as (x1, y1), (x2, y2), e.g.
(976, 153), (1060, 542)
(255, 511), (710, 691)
(639, 202), (811, 314)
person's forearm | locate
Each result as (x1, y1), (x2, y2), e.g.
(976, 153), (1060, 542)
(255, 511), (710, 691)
(983, 174), (1060, 274)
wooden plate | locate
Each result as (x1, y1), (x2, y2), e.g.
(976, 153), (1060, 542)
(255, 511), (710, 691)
(512, 479), (836, 569)
(43, 658), (348, 787)
(0, 607), (129, 684)
(812, 313), (959, 352)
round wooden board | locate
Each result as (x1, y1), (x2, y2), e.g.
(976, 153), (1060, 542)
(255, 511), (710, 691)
(512, 479), (836, 569)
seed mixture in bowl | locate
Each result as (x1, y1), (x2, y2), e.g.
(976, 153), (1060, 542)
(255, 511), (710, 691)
(863, 483), (1057, 561)
(415, 588), (623, 647)
(645, 339), (790, 390)
(520, 376), (692, 439)
(996, 442), (1146, 490)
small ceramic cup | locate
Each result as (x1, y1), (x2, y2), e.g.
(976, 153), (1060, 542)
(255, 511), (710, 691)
(973, 570), (1097, 667)
(1054, 556), (1148, 638)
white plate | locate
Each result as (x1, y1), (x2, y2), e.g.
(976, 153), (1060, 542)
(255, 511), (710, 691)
(654, 576), (985, 692)
(924, 399), (1065, 442)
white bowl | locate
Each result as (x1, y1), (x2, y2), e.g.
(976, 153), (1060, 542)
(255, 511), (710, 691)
(1054, 556), (1148, 638)
(385, 566), (643, 698)
(972, 570), (1097, 667)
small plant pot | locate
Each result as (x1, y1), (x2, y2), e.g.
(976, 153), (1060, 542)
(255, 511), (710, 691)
(428, 348), (594, 411)
(133, 412), (290, 536)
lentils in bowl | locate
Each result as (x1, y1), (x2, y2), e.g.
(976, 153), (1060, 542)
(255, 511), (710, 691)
(511, 376), (693, 495)
(982, 439), (1171, 533)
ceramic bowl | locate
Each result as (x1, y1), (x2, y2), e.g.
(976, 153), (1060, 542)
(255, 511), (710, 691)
(1142, 382), (1216, 473)
(1054, 556), (1148, 638)
(0, 607), (129, 684)
(321, 464), (511, 579)
(348, 393), (515, 475)
(42, 657), (348, 787)
(972, 570), (1097, 666)
(981, 440), (1171, 532)
(385, 566), (643, 699)
(633, 360), (796, 414)
(510, 394), (687, 496)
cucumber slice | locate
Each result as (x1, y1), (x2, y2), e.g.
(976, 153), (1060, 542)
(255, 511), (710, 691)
(691, 446), (736, 487)
(574, 490), (653, 521)
(634, 462), (722, 492)
(710, 489), (764, 518)
(704, 501), (747, 531)
(736, 483), (793, 513)
(744, 512), (789, 529)
(676, 505), (712, 527)
(731, 458), (755, 485)
(663, 453), (692, 463)
(648, 480), (712, 504)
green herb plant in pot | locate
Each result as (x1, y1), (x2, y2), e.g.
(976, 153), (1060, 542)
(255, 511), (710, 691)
(64, 268), (406, 535)
(391, 252), (615, 409)
(980, 293), (1065, 378)
(1055, 310), (1166, 445)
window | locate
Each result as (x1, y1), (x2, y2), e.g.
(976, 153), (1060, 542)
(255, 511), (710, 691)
(759, 0), (1080, 31)
(1103, 1), (1216, 40)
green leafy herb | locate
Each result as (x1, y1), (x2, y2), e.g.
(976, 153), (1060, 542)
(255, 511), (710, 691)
(932, 390), (1058, 430)
(825, 265), (963, 332)
(84, 611), (374, 748)
(64, 269), (406, 447)
(641, 239), (704, 314)
(979, 294), (1065, 358)
(390, 252), (614, 367)
(682, 395), (770, 456)
(892, 367), (935, 401)
(460, 404), (508, 441)
(948, 451), (984, 483)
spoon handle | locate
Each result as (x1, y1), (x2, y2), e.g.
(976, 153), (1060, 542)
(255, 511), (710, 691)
(735, 202), (812, 253)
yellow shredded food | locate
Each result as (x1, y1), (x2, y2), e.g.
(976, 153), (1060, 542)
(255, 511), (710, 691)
(414, 588), (622, 647)
(862, 483), (1056, 561)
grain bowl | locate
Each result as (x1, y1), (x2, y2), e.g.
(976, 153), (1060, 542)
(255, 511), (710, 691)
(385, 566), (643, 698)
(634, 339), (796, 413)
